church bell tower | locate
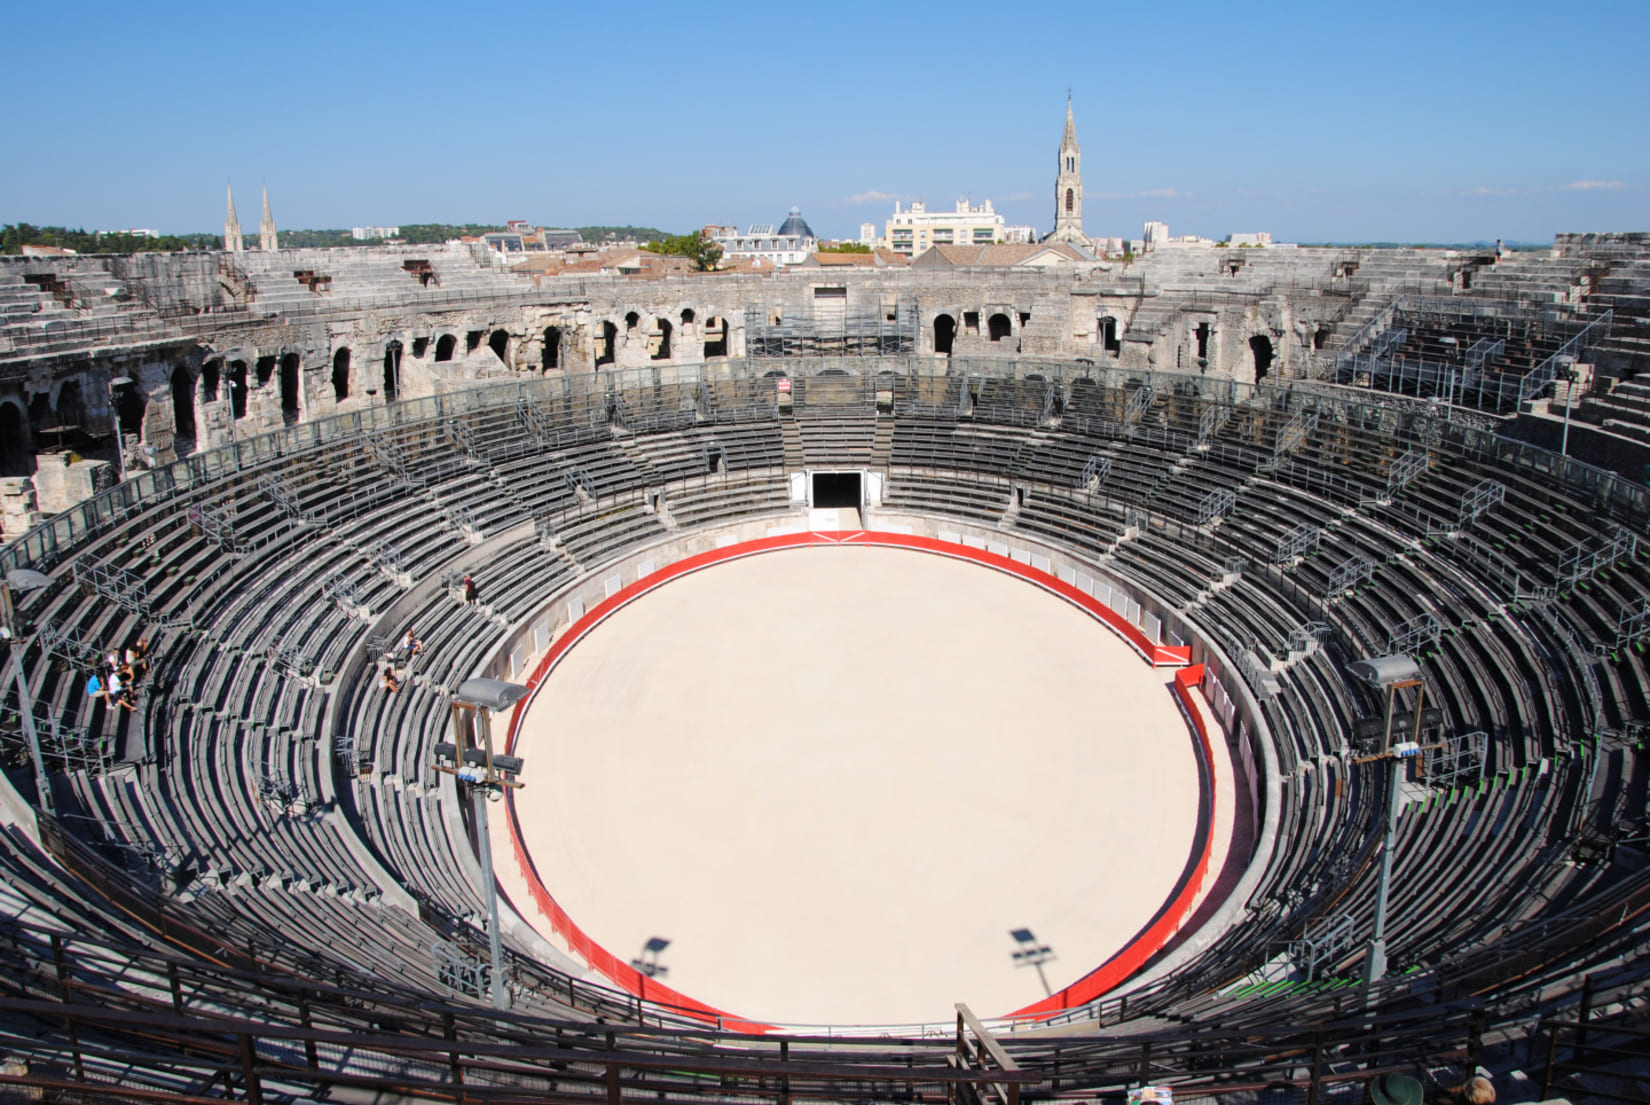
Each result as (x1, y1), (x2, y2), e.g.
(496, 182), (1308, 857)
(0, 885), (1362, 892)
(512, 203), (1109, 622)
(1048, 96), (1086, 245)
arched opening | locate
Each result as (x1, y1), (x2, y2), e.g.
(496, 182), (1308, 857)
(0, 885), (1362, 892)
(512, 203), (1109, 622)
(1249, 335), (1274, 381)
(652, 319), (672, 361)
(680, 307), (695, 325)
(114, 381), (145, 437)
(703, 316), (728, 358)
(171, 367), (196, 441)
(226, 361), (248, 419)
(597, 321), (618, 366)
(987, 313), (1012, 342)
(383, 341), (403, 401)
(1312, 326), (1331, 351)
(279, 353), (300, 425)
(488, 329), (509, 366)
(434, 334), (456, 362)
(1195, 323), (1212, 363)
(0, 403), (31, 476)
(55, 380), (85, 429)
(411, 337), (428, 359)
(254, 355), (276, 388)
(201, 360), (221, 403)
(1065, 189), (1074, 214)
(332, 348), (351, 401)
(1099, 316), (1121, 355)
(542, 326), (562, 372)
(933, 314), (956, 356)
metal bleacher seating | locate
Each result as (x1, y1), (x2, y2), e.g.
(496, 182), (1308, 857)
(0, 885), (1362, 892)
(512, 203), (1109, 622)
(2, 361), (1650, 1096)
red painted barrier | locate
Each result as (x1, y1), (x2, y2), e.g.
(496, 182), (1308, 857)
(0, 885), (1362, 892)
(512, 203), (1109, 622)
(501, 531), (1212, 1029)
(1004, 664), (1217, 1019)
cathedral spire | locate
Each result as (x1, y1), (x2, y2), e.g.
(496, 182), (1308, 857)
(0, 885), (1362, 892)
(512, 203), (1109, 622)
(224, 182), (244, 254)
(1047, 96), (1086, 245)
(259, 184), (278, 252)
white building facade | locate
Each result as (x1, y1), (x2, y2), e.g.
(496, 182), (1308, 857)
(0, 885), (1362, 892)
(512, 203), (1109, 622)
(711, 208), (818, 266)
(881, 199), (1007, 258)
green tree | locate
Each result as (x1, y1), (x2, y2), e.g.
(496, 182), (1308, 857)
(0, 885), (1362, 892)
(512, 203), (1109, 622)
(817, 242), (872, 254)
(642, 233), (723, 271)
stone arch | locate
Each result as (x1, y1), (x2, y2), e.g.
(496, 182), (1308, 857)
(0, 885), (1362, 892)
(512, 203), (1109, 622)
(933, 314), (956, 356)
(624, 311), (639, 330)
(226, 360), (249, 419)
(254, 354), (276, 388)
(703, 316), (728, 358)
(383, 340), (403, 400)
(1312, 326), (1331, 351)
(597, 321), (618, 366)
(987, 313), (1012, 342)
(55, 379), (85, 429)
(171, 365), (197, 441)
(653, 319), (672, 361)
(1249, 334), (1274, 382)
(332, 348), (351, 401)
(202, 360), (222, 403)
(488, 329), (510, 366)
(1098, 315), (1121, 355)
(114, 380), (145, 438)
(680, 307), (696, 325)
(0, 401), (31, 476)
(1065, 188), (1074, 214)
(434, 333), (456, 362)
(541, 326), (562, 372)
(280, 353), (301, 424)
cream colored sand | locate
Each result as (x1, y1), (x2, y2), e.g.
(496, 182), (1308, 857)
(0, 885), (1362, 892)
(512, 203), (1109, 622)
(507, 546), (1202, 1026)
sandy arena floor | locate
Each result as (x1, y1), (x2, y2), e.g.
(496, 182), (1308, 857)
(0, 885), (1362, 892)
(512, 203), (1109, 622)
(506, 545), (1203, 1026)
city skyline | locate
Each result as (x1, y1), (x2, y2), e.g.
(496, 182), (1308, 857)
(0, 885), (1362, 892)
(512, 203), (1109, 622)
(2, 0), (1646, 244)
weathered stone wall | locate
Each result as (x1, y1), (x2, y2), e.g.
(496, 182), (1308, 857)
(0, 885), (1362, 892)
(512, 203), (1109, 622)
(0, 243), (1487, 528)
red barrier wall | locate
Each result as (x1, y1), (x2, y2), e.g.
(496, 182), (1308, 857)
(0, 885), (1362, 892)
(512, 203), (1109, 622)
(501, 530), (1212, 1030)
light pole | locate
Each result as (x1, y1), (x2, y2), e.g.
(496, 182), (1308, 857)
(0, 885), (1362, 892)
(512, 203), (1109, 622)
(1558, 358), (1578, 459)
(1348, 654), (1439, 1004)
(107, 376), (133, 482)
(1, 569), (57, 816)
(1010, 928), (1056, 996)
(434, 676), (529, 1011)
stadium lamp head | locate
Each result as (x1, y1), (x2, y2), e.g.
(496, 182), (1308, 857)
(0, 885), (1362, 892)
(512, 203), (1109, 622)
(454, 677), (530, 712)
(1349, 654), (1420, 689)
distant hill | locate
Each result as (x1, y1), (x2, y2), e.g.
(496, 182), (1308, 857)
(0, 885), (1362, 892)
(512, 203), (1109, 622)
(576, 226), (669, 244)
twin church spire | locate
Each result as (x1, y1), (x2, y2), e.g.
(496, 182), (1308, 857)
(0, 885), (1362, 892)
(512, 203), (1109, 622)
(223, 183), (279, 252)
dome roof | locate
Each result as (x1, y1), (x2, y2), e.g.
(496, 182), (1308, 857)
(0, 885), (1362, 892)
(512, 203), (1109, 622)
(776, 206), (815, 239)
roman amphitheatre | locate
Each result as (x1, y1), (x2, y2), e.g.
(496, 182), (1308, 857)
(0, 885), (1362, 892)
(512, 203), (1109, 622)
(1, 225), (1649, 1101)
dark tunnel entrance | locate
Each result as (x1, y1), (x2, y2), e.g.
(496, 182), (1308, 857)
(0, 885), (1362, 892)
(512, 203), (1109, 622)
(812, 471), (862, 509)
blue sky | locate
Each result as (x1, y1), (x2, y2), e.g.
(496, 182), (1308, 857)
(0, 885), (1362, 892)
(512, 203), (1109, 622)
(2, 0), (1646, 243)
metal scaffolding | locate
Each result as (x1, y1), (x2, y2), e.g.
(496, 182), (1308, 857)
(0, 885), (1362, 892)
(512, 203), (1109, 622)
(1327, 555), (1375, 597)
(1556, 526), (1636, 588)
(1457, 480), (1506, 529)
(1197, 402), (1231, 446)
(745, 296), (920, 358)
(1275, 523), (1322, 563)
(1386, 449), (1428, 497)
(1287, 912), (1355, 982)
(185, 503), (239, 554)
(1387, 611), (1441, 655)
(1197, 487), (1237, 525)
(1079, 454), (1111, 492)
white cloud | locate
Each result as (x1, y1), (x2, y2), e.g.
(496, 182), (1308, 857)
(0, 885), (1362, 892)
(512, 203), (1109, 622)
(1559, 179), (1625, 191)
(1092, 187), (1178, 200)
(835, 190), (911, 206)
